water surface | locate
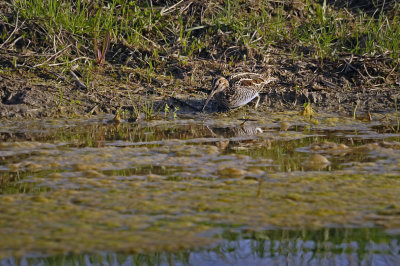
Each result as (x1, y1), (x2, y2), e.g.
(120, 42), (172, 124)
(1, 111), (400, 264)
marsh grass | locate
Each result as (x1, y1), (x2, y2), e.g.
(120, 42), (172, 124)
(395, 97), (400, 132)
(94, 31), (110, 67)
(353, 102), (358, 120)
(302, 102), (314, 118)
(1, 1), (399, 86)
(129, 94), (156, 121)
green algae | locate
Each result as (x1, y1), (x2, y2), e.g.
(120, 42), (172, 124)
(1, 170), (400, 258)
(1, 112), (400, 258)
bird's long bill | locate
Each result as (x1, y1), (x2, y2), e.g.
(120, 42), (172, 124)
(202, 90), (216, 111)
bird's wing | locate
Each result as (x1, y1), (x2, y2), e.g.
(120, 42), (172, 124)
(228, 73), (261, 84)
(229, 73), (272, 89)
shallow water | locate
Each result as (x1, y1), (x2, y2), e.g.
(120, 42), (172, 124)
(1, 111), (400, 263)
(2, 228), (399, 266)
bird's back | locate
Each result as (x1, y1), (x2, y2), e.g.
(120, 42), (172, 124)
(219, 73), (270, 108)
(228, 73), (272, 89)
(208, 72), (276, 109)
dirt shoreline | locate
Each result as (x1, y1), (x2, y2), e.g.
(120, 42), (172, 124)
(1, 0), (399, 120)
(1, 53), (399, 119)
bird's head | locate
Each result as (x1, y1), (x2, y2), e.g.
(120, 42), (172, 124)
(202, 77), (229, 111)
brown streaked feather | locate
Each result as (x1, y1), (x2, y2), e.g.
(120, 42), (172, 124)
(203, 72), (276, 110)
(229, 73), (274, 89)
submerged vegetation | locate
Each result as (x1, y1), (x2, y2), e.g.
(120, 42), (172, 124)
(1, 113), (400, 259)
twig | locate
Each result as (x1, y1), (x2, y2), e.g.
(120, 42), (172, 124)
(69, 70), (87, 90)
(32, 44), (72, 68)
(48, 56), (90, 66)
(340, 54), (354, 73)
(88, 105), (99, 115)
(341, 55), (367, 80)
(385, 59), (400, 81)
(367, 111), (372, 121)
(180, 1), (193, 13)
(160, 0), (184, 16)
(132, 28), (160, 48)
(10, 35), (24, 49)
(320, 79), (339, 89)
(0, 11), (25, 49)
(363, 63), (378, 79)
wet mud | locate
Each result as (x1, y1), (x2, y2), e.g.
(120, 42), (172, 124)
(1, 52), (399, 119)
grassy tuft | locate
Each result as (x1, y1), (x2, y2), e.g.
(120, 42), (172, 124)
(0, 0), (398, 91)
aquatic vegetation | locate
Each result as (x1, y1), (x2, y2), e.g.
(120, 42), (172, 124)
(129, 95), (156, 121)
(301, 102), (314, 117)
(0, 112), (400, 260)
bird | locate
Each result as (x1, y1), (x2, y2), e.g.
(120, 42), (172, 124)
(202, 72), (276, 111)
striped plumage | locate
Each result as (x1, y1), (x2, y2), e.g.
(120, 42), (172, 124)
(202, 73), (276, 111)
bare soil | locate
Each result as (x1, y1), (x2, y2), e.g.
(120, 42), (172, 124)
(1, 47), (399, 119)
(1, 0), (399, 119)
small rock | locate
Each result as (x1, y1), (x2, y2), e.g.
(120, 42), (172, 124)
(302, 154), (330, 170)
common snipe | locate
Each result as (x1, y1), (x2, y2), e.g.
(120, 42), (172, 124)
(202, 72), (276, 111)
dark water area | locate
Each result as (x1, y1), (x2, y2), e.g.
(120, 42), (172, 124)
(1, 228), (399, 265)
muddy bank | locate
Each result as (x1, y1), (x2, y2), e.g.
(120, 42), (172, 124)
(1, 53), (399, 119)
(1, 0), (399, 119)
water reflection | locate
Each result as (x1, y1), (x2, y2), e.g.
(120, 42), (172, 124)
(1, 115), (400, 261)
(1, 228), (399, 266)
(2, 117), (399, 175)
